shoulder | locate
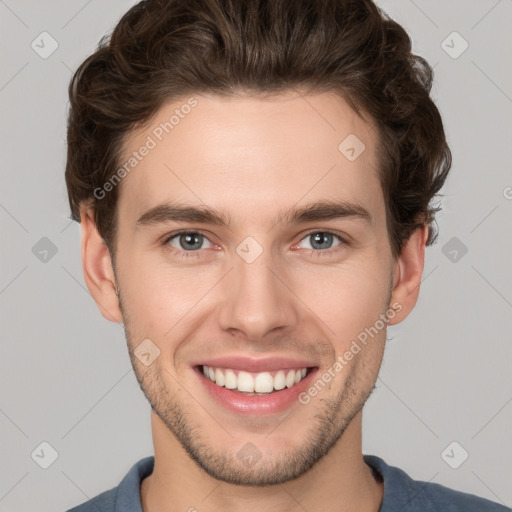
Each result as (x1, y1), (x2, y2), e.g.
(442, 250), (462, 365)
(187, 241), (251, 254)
(66, 488), (116, 512)
(364, 454), (510, 512)
(65, 456), (155, 512)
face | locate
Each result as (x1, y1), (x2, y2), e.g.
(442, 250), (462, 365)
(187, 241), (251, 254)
(85, 91), (422, 486)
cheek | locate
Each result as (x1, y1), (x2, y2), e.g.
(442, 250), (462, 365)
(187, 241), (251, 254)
(118, 254), (216, 332)
(298, 260), (390, 344)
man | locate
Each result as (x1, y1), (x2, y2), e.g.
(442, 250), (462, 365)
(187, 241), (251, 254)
(64, 0), (509, 511)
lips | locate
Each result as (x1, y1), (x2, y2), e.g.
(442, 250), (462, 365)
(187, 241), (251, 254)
(191, 355), (319, 415)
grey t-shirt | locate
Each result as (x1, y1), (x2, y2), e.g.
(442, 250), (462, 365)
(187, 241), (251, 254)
(67, 454), (510, 511)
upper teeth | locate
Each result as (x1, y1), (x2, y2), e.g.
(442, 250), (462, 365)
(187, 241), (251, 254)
(202, 365), (308, 394)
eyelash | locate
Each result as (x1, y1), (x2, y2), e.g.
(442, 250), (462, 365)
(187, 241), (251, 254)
(161, 230), (349, 260)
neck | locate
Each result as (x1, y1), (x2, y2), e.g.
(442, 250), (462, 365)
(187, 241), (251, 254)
(140, 410), (384, 512)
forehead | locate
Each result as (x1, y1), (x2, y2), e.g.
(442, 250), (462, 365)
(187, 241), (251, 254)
(117, 91), (383, 231)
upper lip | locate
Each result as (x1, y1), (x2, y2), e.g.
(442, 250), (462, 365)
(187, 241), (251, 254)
(193, 355), (318, 373)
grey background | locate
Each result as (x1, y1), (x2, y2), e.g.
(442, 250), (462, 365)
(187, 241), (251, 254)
(0, 0), (511, 511)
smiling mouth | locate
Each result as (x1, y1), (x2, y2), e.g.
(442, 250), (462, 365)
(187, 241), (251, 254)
(197, 365), (316, 395)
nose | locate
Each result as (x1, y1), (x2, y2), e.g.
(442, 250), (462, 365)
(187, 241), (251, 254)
(217, 245), (299, 342)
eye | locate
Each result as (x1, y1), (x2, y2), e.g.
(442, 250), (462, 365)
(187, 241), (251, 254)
(163, 230), (216, 259)
(293, 231), (347, 257)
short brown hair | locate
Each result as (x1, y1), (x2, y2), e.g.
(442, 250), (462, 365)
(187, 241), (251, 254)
(65, 0), (452, 259)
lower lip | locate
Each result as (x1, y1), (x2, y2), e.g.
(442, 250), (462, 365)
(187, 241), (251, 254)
(194, 366), (318, 416)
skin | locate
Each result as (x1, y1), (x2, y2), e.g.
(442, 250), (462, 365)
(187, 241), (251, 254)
(80, 90), (428, 512)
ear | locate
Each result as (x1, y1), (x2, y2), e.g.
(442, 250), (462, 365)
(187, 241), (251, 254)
(388, 224), (429, 325)
(80, 208), (123, 323)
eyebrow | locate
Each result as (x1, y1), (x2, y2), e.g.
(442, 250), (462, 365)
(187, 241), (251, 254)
(135, 200), (372, 230)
